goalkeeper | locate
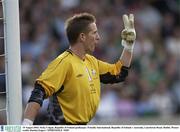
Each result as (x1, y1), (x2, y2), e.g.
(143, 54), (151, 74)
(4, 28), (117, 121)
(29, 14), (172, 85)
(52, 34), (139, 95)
(22, 12), (136, 125)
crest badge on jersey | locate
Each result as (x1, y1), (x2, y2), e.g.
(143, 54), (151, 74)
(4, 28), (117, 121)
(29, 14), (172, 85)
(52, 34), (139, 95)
(91, 69), (96, 75)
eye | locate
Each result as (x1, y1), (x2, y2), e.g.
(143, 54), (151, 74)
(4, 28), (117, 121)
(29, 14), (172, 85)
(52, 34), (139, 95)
(94, 31), (98, 34)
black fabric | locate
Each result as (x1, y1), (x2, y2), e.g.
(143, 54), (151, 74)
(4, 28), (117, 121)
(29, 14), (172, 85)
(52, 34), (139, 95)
(49, 118), (87, 125)
(28, 82), (46, 106)
(47, 93), (63, 124)
(66, 49), (73, 55)
(56, 85), (64, 94)
(100, 66), (129, 84)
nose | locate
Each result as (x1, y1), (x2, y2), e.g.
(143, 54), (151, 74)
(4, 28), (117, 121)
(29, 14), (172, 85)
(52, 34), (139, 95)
(96, 33), (100, 41)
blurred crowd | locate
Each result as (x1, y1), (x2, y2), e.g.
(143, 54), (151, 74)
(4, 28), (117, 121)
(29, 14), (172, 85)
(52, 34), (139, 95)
(0, 0), (180, 124)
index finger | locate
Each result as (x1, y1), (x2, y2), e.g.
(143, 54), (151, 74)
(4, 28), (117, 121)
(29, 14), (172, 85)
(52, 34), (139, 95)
(123, 14), (129, 29)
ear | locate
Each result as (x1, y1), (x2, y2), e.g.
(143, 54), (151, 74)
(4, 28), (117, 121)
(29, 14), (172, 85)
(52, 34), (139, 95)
(79, 33), (86, 42)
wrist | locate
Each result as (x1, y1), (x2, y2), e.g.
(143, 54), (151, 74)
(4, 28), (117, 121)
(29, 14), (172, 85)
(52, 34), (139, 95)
(22, 118), (33, 125)
(122, 40), (135, 52)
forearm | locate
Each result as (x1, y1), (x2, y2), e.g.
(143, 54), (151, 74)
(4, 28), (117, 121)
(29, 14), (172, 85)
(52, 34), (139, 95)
(120, 13), (135, 67)
(22, 82), (46, 125)
(120, 48), (133, 67)
(24, 102), (41, 122)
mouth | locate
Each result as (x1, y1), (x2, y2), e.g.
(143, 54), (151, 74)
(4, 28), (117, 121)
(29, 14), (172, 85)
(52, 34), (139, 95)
(94, 41), (99, 45)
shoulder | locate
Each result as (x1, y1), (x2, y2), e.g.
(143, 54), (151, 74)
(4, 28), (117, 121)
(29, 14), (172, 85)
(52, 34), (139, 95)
(85, 54), (98, 62)
(48, 51), (72, 68)
(56, 51), (72, 62)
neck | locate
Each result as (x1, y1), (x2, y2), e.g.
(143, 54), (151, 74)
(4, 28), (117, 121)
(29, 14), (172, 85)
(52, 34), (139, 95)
(69, 43), (86, 60)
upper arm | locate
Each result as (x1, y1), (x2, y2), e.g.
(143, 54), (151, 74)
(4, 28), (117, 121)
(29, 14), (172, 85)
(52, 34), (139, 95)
(36, 56), (70, 97)
(100, 66), (129, 84)
(98, 60), (122, 75)
(98, 59), (129, 84)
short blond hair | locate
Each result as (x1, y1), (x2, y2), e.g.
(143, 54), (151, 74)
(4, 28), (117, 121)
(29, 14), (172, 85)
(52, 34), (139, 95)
(65, 12), (96, 44)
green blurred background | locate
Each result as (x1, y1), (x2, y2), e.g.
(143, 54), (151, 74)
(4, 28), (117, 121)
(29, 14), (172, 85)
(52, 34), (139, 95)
(0, 0), (180, 125)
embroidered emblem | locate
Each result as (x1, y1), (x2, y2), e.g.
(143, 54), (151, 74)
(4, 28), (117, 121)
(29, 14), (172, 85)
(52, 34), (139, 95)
(92, 69), (96, 75)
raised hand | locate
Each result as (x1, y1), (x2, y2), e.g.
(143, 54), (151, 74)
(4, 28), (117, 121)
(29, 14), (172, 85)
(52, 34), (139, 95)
(121, 14), (136, 52)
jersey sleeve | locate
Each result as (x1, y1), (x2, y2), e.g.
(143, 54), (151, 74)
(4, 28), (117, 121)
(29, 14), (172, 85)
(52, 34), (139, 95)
(36, 57), (70, 98)
(98, 60), (122, 75)
(97, 59), (129, 84)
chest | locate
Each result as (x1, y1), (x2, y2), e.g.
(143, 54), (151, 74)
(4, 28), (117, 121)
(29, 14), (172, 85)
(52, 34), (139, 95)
(68, 60), (100, 95)
(73, 61), (98, 83)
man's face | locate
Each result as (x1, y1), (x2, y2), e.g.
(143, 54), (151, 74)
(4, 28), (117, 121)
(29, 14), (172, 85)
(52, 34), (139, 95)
(83, 23), (100, 54)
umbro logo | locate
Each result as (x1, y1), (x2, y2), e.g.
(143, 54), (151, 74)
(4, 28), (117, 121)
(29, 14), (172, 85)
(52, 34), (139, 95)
(76, 74), (83, 78)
